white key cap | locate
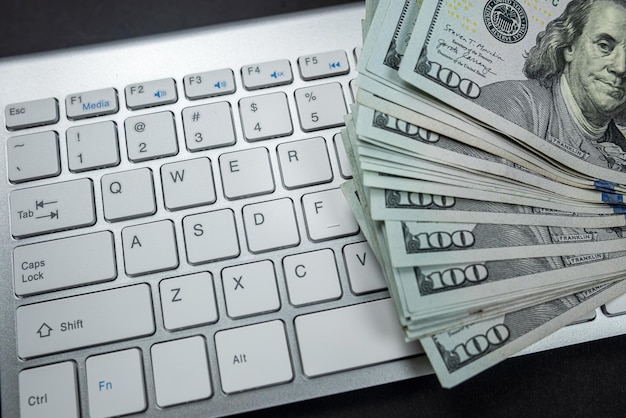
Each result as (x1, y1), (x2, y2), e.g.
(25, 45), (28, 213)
(10, 179), (95, 238)
(159, 272), (219, 330)
(5, 98), (59, 130)
(66, 121), (120, 172)
(343, 241), (387, 294)
(604, 293), (626, 316)
(302, 188), (359, 241)
(124, 111), (178, 162)
(184, 69), (236, 99)
(298, 50), (350, 80)
(222, 260), (280, 318)
(294, 83), (347, 131)
(101, 168), (156, 222)
(239, 93), (293, 141)
(19, 362), (79, 418)
(161, 157), (216, 210)
(182, 102), (236, 151)
(242, 198), (300, 253)
(16, 284), (154, 358)
(277, 136), (333, 189)
(8, 131), (60, 183)
(183, 209), (240, 264)
(215, 320), (293, 393)
(295, 298), (422, 377)
(86, 348), (147, 418)
(14, 231), (117, 296)
(152, 336), (212, 407)
(282, 249), (342, 306)
(241, 59), (293, 90)
(219, 147), (275, 199)
(65, 88), (119, 120)
(333, 132), (353, 178)
(125, 78), (177, 109)
(122, 220), (179, 276)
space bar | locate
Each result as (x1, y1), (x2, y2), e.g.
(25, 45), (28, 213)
(294, 298), (423, 377)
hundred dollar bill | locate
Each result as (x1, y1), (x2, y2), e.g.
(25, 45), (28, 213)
(393, 251), (626, 323)
(357, 0), (624, 191)
(420, 280), (626, 387)
(385, 220), (626, 267)
(362, 171), (622, 215)
(361, 153), (625, 213)
(355, 105), (626, 204)
(368, 188), (626, 228)
(398, 0), (626, 186)
(355, 87), (625, 193)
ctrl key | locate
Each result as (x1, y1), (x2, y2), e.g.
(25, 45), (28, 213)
(86, 348), (147, 418)
(19, 362), (79, 418)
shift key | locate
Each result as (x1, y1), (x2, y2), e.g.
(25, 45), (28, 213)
(17, 284), (154, 359)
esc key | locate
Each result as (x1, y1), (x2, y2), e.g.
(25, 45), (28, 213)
(5, 98), (59, 131)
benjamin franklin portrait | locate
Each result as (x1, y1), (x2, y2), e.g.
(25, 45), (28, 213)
(475, 0), (626, 172)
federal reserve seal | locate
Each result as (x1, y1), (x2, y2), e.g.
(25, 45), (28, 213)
(483, 0), (528, 44)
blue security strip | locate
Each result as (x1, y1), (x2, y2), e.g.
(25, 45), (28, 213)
(611, 205), (626, 214)
(595, 180), (618, 192)
(603, 193), (624, 204)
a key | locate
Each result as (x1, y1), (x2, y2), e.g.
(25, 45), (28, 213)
(65, 88), (118, 120)
(215, 320), (293, 393)
(14, 231), (116, 296)
(151, 336), (213, 407)
(242, 198), (300, 253)
(124, 111), (178, 162)
(125, 78), (177, 109)
(277, 136), (333, 189)
(297, 50), (350, 80)
(16, 284), (155, 358)
(10, 178), (95, 238)
(333, 132), (353, 178)
(182, 102), (236, 151)
(66, 121), (120, 172)
(19, 362), (79, 418)
(219, 147), (275, 199)
(282, 249), (342, 306)
(301, 188), (359, 241)
(239, 92), (293, 141)
(159, 272), (219, 330)
(161, 157), (216, 211)
(86, 348), (147, 418)
(5, 98), (59, 130)
(343, 241), (387, 294)
(241, 59), (293, 90)
(8, 131), (60, 183)
(182, 209), (240, 264)
(295, 298), (423, 377)
(294, 82), (347, 131)
(184, 68), (236, 99)
(222, 260), (281, 318)
(101, 168), (156, 222)
(122, 220), (179, 276)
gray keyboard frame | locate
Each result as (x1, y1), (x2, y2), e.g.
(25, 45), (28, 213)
(1, 3), (625, 417)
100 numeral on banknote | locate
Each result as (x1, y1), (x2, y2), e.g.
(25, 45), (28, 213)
(398, 0), (626, 185)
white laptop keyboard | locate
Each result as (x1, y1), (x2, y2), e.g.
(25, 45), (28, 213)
(3, 3), (626, 417)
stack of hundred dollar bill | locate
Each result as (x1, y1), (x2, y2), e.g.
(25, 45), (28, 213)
(344, 0), (626, 387)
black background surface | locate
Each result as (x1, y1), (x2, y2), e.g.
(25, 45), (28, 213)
(2, 1), (626, 416)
